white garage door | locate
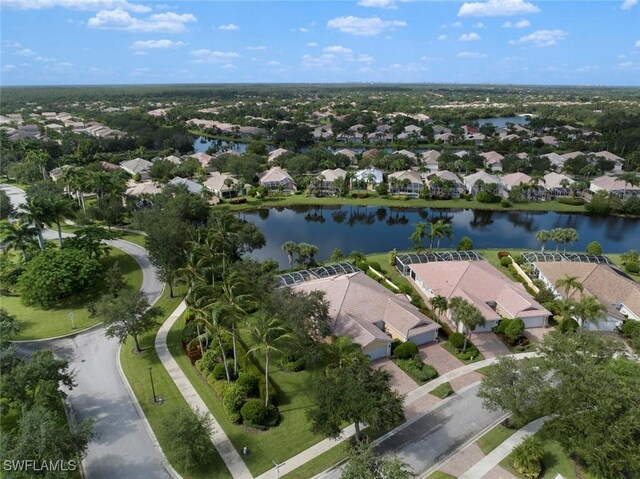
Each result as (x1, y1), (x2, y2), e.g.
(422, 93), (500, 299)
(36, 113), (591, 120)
(367, 345), (388, 360)
(522, 316), (545, 329)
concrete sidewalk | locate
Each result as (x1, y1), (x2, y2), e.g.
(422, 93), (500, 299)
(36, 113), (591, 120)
(458, 417), (547, 479)
(155, 300), (253, 479)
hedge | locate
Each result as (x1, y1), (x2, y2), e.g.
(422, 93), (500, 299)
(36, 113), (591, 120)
(448, 332), (465, 350)
(558, 197), (585, 205)
(395, 357), (438, 383)
(393, 341), (418, 359)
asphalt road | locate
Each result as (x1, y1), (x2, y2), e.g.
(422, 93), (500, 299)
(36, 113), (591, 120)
(3, 184), (172, 479)
(318, 384), (504, 479)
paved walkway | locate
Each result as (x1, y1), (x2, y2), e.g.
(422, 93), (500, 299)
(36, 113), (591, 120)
(458, 417), (547, 479)
(155, 300), (252, 479)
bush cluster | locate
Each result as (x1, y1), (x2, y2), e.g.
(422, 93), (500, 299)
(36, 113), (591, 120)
(497, 251), (510, 259)
(393, 341), (418, 359)
(558, 197), (585, 205)
(240, 399), (280, 429)
(396, 357), (438, 383)
(625, 261), (639, 274)
(500, 256), (512, 267)
(448, 332), (465, 349)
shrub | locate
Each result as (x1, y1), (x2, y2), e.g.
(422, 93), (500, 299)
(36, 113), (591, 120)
(620, 320), (640, 339)
(396, 357), (438, 382)
(279, 355), (305, 372)
(368, 261), (382, 271)
(185, 342), (202, 363)
(236, 371), (259, 396)
(558, 318), (579, 333)
(200, 350), (219, 374)
(625, 261), (640, 274)
(393, 341), (418, 359)
(512, 436), (544, 479)
(504, 319), (525, 341)
(228, 197), (247, 205)
(212, 362), (230, 381)
(500, 256), (512, 267)
(390, 338), (403, 355)
(357, 193), (369, 199)
(181, 320), (200, 345)
(586, 241), (603, 255)
(448, 332), (465, 350)
(457, 347), (479, 360)
(456, 236), (474, 251)
(558, 197), (585, 206)
(212, 379), (229, 399)
(264, 405), (281, 427)
(501, 199), (512, 208)
(497, 251), (510, 259)
(223, 382), (249, 423)
(240, 399), (268, 428)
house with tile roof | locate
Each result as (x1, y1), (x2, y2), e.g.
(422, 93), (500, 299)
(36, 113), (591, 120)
(353, 167), (384, 189)
(463, 171), (501, 196)
(425, 171), (465, 198)
(532, 261), (640, 331)
(268, 147), (290, 163)
(190, 152), (213, 170)
(590, 175), (640, 198)
(388, 169), (424, 197)
(204, 172), (238, 198)
(408, 260), (550, 332)
(421, 150), (441, 172)
(480, 151), (504, 172)
(543, 172), (575, 196)
(292, 271), (440, 359)
(120, 158), (152, 180)
(168, 177), (203, 195)
(258, 166), (297, 193)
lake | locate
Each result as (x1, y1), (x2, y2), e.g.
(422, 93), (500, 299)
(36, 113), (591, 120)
(238, 205), (640, 267)
(476, 116), (530, 128)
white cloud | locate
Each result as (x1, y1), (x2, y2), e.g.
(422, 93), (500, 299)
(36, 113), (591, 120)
(131, 39), (186, 49)
(190, 49), (239, 63)
(87, 9), (196, 33)
(437, 34), (448, 41)
(511, 29), (568, 47)
(327, 16), (407, 36)
(306, 42), (318, 47)
(458, 0), (540, 17)
(301, 53), (342, 70)
(621, 0), (637, 9)
(457, 51), (487, 58)
(16, 48), (36, 56)
(323, 45), (353, 55)
(218, 23), (239, 31)
(246, 45), (267, 51)
(222, 63), (236, 69)
(502, 19), (530, 28)
(636, 40), (640, 47)
(1, 0), (150, 12)
(451, 21), (463, 28)
(2, 64), (19, 72)
(358, 54), (374, 63)
(357, 0), (397, 9)
(459, 32), (481, 41)
(266, 60), (280, 66)
(474, 22), (485, 28)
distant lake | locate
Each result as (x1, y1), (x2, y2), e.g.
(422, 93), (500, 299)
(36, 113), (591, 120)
(238, 205), (640, 268)
(193, 137), (249, 154)
(476, 116), (529, 128)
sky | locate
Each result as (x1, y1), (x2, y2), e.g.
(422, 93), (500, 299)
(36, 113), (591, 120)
(1, 0), (639, 86)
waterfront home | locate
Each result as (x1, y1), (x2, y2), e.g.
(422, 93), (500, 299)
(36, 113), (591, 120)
(120, 158), (152, 181)
(268, 147), (290, 163)
(532, 261), (640, 331)
(388, 169), (424, 197)
(317, 168), (347, 195)
(425, 170), (465, 198)
(353, 167), (384, 189)
(480, 151), (504, 172)
(543, 172), (575, 197)
(204, 172), (238, 198)
(590, 175), (640, 198)
(290, 268), (440, 359)
(258, 166), (297, 193)
(407, 259), (550, 332)
(190, 152), (213, 170)
(168, 177), (203, 195)
(125, 181), (162, 197)
(500, 172), (532, 191)
(421, 150), (441, 172)
(335, 148), (358, 165)
(463, 170), (501, 196)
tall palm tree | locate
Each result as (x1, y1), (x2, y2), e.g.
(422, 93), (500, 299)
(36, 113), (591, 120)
(20, 198), (47, 250)
(247, 313), (292, 407)
(0, 220), (38, 262)
(431, 295), (449, 318)
(618, 172), (640, 199)
(449, 297), (485, 352)
(555, 274), (584, 298)
(43, 195), (74, 247)
(281, 241), (298, 271)
(435, 219), (453, 249)
(409, 222), (428, 251)
(221, 271), (254, 376)
(535, 230), (550, 253)
(575, 296), (606, 329)
(196, 303), (233, 383)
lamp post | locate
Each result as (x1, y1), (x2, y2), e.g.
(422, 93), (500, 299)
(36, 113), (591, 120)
(148, 366), (157, 403)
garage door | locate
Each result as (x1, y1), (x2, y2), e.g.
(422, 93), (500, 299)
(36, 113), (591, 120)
(367, 345), (388, 360)
(522, 316), (545, 329)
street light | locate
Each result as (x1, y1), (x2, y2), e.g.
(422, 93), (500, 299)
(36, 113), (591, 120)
(273, 460), (285, 479)
(148, 366), (157, 403)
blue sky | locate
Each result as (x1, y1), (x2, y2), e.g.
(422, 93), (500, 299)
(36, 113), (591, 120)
(1, 0), (639, 86)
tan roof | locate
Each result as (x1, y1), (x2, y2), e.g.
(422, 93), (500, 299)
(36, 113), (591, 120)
(335, 148), (357, 159)
(543, 172), (574, 189)
(428, 170), (463, 185)
(394, 149), (417, 159)
(421, 150), (441, 164)
(190, 152), (212, 168)
(464, 170), (500, 187)
(501, 172), (532, 188)
(481, 151), (504, 165)
(410, 261), (550, 321)
(534, 262), (640, 320)
(561, 151), (585, 160)
(259, 166), (294, 184)
(591, 175), (640, 193)
(389, 169), (423, 185)
(319, 168), (347, 182)
(125, 182), (162, 196)
(593, 151), (623, 162)
(268, 148), (290, 162)
(292, 272), (439, 347)
(204, 172), (238, 193)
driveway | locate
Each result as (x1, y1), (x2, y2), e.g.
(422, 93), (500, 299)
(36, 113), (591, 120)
(470, 333), (511, 359)
(4, 184), (171, 479)
(375, 358), (417, 396)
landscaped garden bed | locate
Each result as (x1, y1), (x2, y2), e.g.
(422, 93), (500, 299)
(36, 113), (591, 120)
(493, 318), (534, 353)
(442, 332), (484, 364)
(392, 341), (438, 384)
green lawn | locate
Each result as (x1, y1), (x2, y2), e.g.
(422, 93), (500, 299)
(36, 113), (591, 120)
(441, 341), (485, 364)
(424, 471), (457, 479)
(6, 247), (143, 340)
(608, 253), (640, 284)
(430, 382), (454, 399)
(119, 285), (233, 479)
(281, 443), (351, 479)
(222, 193), (587, 214)
(476, 423), (517, 455)
(167, 314), (328, 476)
(500, 429), (578, 479)
(475, 365), (497, 376)
(116, 232), (147, 248)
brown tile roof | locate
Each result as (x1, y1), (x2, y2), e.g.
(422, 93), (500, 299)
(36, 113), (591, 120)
(534, 262), (640, 320)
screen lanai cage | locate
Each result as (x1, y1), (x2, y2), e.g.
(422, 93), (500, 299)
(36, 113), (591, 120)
(276, 262), (359, 288)
(521, 252), (613, 266)
(395, 250), (484, 276)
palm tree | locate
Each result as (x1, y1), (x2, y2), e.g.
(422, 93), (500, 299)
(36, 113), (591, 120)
(431, 295), (448, 319)
(298, 243), (319, 267)
(20, 198), (48, 250)
(550, 228), (564, 252)
(555, 274), (584, 298)
(535, 230), (551, 253)
(409, 222), (428, 251)
(562, 228), (579, 252)
(512, 436), (544, 477)
(0, 221), (38, 262)
(197, 304), (233, 383)
(575, 296), (606, 328)
(449, 297), (485, 352)
(221, 271), (254, 376)
(247, 313), (292, 407)
(435, 219), (453, 249)
(44, 195), (74, 247)
(326, 335), (362, 369)
(281, 241), (298, 271)
(618, 172), (640, 199)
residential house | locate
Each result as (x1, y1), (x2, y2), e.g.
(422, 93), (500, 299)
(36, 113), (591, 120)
(407, 259), (550, 331)
(125, 181), (162, 197)
(531, 261), (640, 331)
(317, 168), (347, 195)
(592, 151), (624, 173)
(481, 151), (504, 172)
(463, 171), (501, 196)
(543, 172), (575, 197)
(362, 148), (382, 161)
(168, 177), (203, 195)
(425, 171), (465, 198)
(258, 166), (297, 193)
(388, 169), (424, 197)
(164, 155), (183, 165)
(311, 126), (333, 140)
(291, 269), (440, 359)
(421, 150), (441, 173)
(542, 152), (567, 171)
(590, 176), (640, 198)
(204, 172), (238, 198)
(335, 148), (358, 165)
(394, 149), (417, 161)
(353, 167), (384, 189)
(120, 158), (152, 181)
(268, 148), (290, 163)
(500, 172), (532, 191)
(190, 152), (213, 170)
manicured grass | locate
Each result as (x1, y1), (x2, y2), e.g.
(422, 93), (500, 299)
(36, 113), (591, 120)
(608, 253), (640, 284)
(476, 423), (517, 455)
(500, 429), (578, 479)
(119, 285), (233, 479)
(441, 341), (485, 364)
(424, 471), (457, 479)
(221, 192), (587, 214)
(281, 442), (351, 479)
(117, 231), (147, 248)
(430, 382), (454, 399)
(475, 365), (497, 376)
(167, 314), (328, 476)
(365, 252), (408, 287)
(7, 247), (143, 340)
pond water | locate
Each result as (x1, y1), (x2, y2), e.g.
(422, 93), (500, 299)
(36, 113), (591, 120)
(476, 116), (530, 128)
(193, 137), (249, 154)
(238, 205), (640, 268)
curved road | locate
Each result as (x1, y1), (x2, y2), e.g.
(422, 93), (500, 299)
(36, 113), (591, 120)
(2, 184), (171, 479)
